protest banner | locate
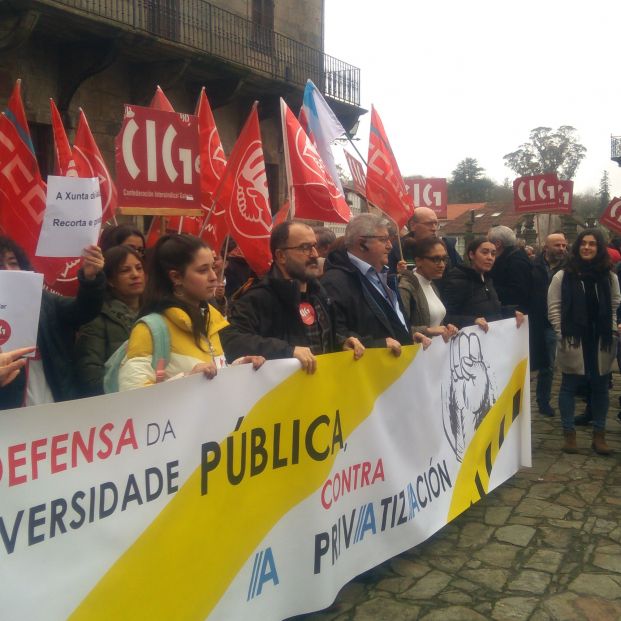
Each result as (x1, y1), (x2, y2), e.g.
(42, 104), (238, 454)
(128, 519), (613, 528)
(0, 319), (530, 620)
(0, 270), (42, 352)
(405, 177), (448, 219)
(599, 196), (621, 235)
(115, 104), (201, 210)
(36, 176), (102, 258)
(513, 174), (564, 213)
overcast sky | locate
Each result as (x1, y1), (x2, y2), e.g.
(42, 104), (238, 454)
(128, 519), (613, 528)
(324, 0), (621, 197)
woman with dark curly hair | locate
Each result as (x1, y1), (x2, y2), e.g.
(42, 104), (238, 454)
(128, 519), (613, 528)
(548, 229), (621, 455)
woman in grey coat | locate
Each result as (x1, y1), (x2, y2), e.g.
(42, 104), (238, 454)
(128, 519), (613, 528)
(548, 229), (621, 454)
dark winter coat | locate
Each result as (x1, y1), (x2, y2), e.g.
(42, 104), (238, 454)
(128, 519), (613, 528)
(442, 265), (503, 329)
(75, 296), (139, 396)
(220, 266), (335, 361)
(530, 253), (562, 370)
(488, 245), (532, 313)
(321, 248), (413, 347)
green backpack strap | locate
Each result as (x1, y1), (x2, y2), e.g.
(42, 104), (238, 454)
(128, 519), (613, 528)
(139, 313), (171, 370)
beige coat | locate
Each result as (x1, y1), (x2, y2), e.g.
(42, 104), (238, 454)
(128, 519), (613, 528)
(547, 269), (620, 375)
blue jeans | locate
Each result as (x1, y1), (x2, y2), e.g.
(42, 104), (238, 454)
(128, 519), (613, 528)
(559, 372), (609, 432)
(536, 327), (558, 408)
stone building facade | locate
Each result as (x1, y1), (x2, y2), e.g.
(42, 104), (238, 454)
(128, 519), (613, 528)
(0, 0), (362, 216)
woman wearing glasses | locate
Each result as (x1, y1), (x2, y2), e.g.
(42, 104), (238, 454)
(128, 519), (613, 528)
(398, 237), (459, 341)
(442, 237), (524, 332)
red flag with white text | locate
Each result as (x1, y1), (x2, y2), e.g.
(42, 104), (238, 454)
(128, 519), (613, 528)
(281, 99), (350, 223)
(366, 106), (413, 226)
(217, 103), (272, 275)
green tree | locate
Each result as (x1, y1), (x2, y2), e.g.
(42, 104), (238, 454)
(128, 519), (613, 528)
(448, 157), (495, 203)
(598, 170), (610, 213)
(503, 126), (586, 180)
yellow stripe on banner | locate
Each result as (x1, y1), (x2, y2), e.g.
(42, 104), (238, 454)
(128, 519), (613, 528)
(70, 347), (418, 621)
(447, 358), (527, 522)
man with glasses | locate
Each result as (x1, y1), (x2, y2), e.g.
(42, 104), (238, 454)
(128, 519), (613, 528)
(220, 221), (364, 374)
(322, 213), (430, 357)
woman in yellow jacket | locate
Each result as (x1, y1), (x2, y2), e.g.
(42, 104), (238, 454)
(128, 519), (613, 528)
(119, 234), (263, 390)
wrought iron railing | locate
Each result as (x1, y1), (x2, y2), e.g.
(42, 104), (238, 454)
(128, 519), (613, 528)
(31, 0), (360, 106)
(612, 136), (621, 161)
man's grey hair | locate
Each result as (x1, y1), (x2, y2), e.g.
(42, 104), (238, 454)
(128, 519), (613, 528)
(488, 225), (517, 248)
(344, 213), (390, 248)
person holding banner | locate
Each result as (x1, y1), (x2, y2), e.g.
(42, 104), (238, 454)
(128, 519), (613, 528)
(398, 237), (458, 341)
(548, 229), (621, 455)
(0, 236), (105, 408)
(442, 237), (525, 332)
(119, 234), (263, 389)
(322, 214), (431, 356)
(75, 245), (146, 396)
(221, 222), (365, 374)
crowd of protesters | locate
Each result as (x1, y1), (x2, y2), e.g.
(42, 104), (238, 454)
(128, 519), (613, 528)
(1, 213), (621, 456)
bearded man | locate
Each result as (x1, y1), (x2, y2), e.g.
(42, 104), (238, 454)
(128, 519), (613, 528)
(220, 221), (364, 373)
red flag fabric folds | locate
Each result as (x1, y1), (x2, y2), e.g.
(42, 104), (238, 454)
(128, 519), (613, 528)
(217, 103), (271, 276)
(281, 99), (350, 223)
(366, 106), (412, 227)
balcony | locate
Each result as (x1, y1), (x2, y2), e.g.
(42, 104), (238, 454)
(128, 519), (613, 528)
(612, 136), (621, 167)
(25, 0), (360, 107)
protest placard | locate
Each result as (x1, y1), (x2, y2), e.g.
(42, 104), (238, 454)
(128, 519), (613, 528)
(0, 270), (42, 353)
(36, 176), (102, 258)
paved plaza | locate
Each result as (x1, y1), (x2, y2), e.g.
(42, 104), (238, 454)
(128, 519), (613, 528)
(298, 373), (621, 621)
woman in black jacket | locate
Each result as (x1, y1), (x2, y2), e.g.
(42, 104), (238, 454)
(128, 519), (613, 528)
(442, 237), (524, 332)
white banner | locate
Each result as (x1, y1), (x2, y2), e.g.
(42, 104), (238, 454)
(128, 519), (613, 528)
(0, 270), (42, 353)
(36, 176), (102, 258)
(0, 319), (530, 620)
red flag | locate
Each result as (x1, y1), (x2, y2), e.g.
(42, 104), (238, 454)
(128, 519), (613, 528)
(50, 99), (78, 176)
(217, 103), (272, 275)
(273, 201), (290, 226)
(344, 150), (367, 198)
(196, 88), (228, 252)
(6, 80), (32, 149)
(281, 99), (350, 224)
(149, 86), (175, 112)
(73, 109), (117, 224)
(366, 106), (412, 227)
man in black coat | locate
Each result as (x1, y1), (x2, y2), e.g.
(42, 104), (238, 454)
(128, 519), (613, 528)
(530, 232), (567, 417)
(488, 225), (532, 314)
(220, 221), (364, 374)
(321, 213), (430, 356)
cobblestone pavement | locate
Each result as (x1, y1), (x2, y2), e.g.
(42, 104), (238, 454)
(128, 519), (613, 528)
(297, 373), (621, 621)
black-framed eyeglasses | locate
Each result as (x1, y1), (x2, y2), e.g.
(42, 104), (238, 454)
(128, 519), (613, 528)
(423, 255), (449, 264)
(361, 235), (391, 244)
(279, 242), (318, 255)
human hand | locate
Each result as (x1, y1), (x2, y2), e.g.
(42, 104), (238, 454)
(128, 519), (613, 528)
(343, 336), (365, 360)
(82, 245), (104, 280)
(385, 337), (402, 357)
(233, 355), (266, 370)
(396, 260), (408, 274)
(413, 331), (432, 350)
(515, 311), (525, 329)
(0, 346), (35, 387)
(293, 346), (317, 374)
(474, 317), (489, 333)
(190, 361), (218, 379)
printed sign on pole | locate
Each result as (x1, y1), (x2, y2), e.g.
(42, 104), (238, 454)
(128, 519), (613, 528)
(600, 196), (621, 235)
(115, 105), (201, 209)
(36, 176), (102, 257)
(0, 270), (43, 352)
(405, 178), (448, 218)
(513, 174), (561, 213)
